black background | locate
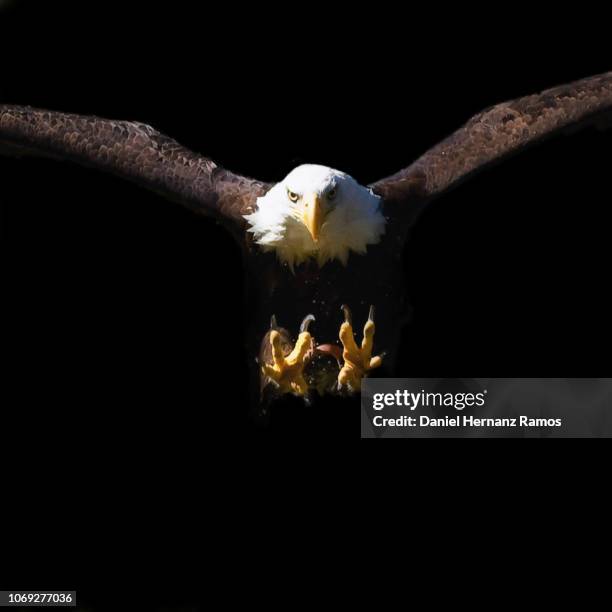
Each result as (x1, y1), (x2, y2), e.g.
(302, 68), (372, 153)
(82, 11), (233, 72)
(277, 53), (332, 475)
(1, 1), (611, 440)
(1, 0), (610, 605)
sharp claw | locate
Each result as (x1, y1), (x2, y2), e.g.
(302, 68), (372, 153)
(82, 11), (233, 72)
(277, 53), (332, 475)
(300, 314), (315, 333)
(341, 304), (352, 325)
(368, 305), (375, 322)
(270, 314), (278, 330)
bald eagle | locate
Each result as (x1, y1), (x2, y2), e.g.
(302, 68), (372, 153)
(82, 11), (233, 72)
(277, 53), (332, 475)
(1, 72), (611, 411)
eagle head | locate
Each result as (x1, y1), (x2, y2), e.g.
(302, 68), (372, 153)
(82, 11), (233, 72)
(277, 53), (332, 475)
(244, 164), (386, 270)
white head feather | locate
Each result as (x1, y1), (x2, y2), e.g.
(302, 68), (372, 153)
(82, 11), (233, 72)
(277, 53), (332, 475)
(244, 164), (385, 269)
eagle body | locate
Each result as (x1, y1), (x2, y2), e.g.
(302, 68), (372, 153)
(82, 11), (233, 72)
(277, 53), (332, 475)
(2, 71), (611, 413)
(244, 244), (409, 407)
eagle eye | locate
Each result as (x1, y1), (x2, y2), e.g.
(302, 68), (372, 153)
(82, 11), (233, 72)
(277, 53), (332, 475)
(287, 190), (299, 203)
(327, 187), (337, 200)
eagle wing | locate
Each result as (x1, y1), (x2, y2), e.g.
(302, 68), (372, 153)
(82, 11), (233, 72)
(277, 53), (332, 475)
(370, 72), (612, 204)
(0, 105), (270, 226)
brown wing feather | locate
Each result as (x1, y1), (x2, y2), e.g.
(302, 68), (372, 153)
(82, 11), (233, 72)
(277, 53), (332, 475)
(371, 72), (612, 203)
(0, 105), (270, 225)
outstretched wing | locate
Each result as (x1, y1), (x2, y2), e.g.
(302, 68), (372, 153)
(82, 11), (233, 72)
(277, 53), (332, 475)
(0, 105), (270, 225)
(371, 72), (612, 203)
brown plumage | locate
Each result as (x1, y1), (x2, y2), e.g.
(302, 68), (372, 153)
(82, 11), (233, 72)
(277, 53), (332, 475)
(0, 105), (270, 227)
(2, 72), (610, 225)
(370, 72), (612, 203)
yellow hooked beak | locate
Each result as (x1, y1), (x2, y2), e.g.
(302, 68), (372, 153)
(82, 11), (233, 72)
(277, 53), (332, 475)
(302, 193), (323, 242)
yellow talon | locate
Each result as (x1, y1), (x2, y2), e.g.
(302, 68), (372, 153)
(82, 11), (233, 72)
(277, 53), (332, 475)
(262, 315), (315, 396)
(337, 305), (382, 393)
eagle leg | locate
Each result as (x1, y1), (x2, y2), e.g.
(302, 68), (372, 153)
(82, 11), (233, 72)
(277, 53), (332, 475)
(337, 305), (383, 393)
(260, 314), (315, 397)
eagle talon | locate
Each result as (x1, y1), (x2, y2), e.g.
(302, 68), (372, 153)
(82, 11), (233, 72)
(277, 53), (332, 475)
(341, 304), (352, 325)
(261, 315), (315, 397)
(337, 304), (383, 393)
(300, 313), (316, 332)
